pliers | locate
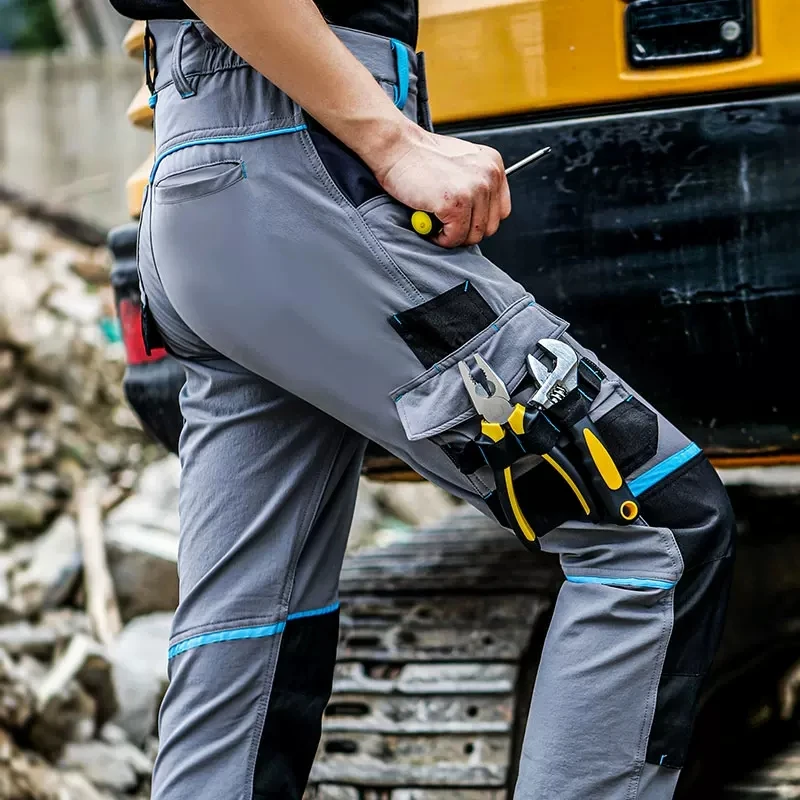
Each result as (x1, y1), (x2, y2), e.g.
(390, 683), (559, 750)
(458, 354), (596, 549)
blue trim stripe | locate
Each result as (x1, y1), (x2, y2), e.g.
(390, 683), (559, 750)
(567, 576), (676, 590)
(167, 601), (340, 660)
(391, 39), (410, 110)
(148, 94), (158, 109)
(287, 601), (340, 621)
(168, 622), (285, 659)
(149, 124), (308, 183)
(629, 442), (702, 497)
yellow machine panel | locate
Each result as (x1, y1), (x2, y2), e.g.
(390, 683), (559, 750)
(419, 0), (800, 123)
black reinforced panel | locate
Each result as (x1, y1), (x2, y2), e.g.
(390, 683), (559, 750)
(638, 455), (736, 768)
(389, 281), (497, 368)
(252, 610), (340, 799)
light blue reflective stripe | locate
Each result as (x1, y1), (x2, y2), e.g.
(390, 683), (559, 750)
(629, 442), (702, 497)
(287, 601), (340, 621)
(149, 124), (308, 183)
(391, 39), (409, 110)
(567, 576), (676, 590)
(167, 601), (340, 659)
(168, 621), (286, 660)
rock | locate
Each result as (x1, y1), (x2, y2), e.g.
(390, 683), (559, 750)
(0, 729), (66, 800)
(374, 482), (461, 527)
(0, 348), (13, 387)
(105, 474), (180, 618)
(59, 403), (81, 426)
(31, 470), (66, 496)
(37, 634), (117, 727)
(347, 478), (383, 552)
(59, 741), (138, 792)
(106, 526), (179, 619)
(12, 515), (81, 615)
(0, 385), (19, 416)
(0, 484), (55, 531)
(60, 770), (112, 800)
(48, 287), (103, 325)
(99, 722), (129, 745)
(0, 611), (91, 658)
(0, 252), (49, 347)
(110, 613), (172, 744)
(71, 248), (111, 284)
(30, 679), (97, 761)
(0, 648), (34, 729)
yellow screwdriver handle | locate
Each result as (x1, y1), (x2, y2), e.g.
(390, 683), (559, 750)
(410, 210), (443, 238)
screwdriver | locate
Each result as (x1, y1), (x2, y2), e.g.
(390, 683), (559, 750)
(410, 146), (552, 238)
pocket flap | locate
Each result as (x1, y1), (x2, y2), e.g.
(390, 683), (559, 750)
(390, 298), (569, 442)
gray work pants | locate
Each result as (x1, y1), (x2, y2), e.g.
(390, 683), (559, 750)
(139, 20), (736, 800)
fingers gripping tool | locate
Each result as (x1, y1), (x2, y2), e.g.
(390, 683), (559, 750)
(527, 339), (640, 525)
(458, 354), (595, 549)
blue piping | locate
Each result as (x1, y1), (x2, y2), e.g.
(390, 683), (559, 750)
(168, 622), (286, 659)
(168, 601), (340, 660)
(629, 443), (702, 497)
(287, 601), (340, 621)
(148, 94), (158, 109)
(391, 39), (409, 110)
(566, 576), (676, 591)
(149, 124), (308, 183)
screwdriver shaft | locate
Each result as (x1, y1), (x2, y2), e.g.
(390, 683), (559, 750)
(504, 146), (552, 177)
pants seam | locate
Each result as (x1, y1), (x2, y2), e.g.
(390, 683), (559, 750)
(626, 587), (675, 799)
(298, 125), (424, 305)
(244, 426), (349, 798)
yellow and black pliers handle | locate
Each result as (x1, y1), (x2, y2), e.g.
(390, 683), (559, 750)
(480, 404), (597, 549)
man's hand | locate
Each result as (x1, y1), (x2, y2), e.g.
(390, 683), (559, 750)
(366, 127), (512, 248)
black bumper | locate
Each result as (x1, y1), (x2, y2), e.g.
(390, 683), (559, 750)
(459, 89), (800, 456)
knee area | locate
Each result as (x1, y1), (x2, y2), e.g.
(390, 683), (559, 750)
(639, 455), (735, 570)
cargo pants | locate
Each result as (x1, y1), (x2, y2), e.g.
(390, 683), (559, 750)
(139, 20), (736, 800)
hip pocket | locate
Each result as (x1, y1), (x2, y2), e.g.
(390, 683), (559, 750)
(154, 160), (245, 205)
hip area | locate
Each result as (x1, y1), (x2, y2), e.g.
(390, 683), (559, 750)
(146, 19), (423, 163)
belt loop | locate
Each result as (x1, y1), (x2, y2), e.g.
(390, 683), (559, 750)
(144, 21), (156, 95)
(171, 21), (197, 99)
(390, 39), (409, 111)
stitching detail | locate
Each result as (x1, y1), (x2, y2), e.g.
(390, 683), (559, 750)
(150, 124), (307, 183)
(628, 590), (674, 799)
(298, 126), (423, 304)
(157, 114), (301, 154)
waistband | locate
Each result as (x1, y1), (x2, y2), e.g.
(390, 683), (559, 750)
(146, 20), (419, 101)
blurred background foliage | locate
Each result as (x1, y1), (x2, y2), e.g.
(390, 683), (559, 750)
(0, 0), (64, 51)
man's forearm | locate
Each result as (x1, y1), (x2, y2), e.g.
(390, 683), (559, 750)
(183, 0), (420, 173)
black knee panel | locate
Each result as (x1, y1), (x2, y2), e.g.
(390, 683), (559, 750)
(638, 454), (736, 769)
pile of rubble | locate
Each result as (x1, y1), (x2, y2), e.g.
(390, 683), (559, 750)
(0, 203), (460, 799)
(0, 201), (169, 799)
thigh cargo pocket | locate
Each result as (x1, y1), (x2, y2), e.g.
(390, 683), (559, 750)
(390, 296), (661, 544)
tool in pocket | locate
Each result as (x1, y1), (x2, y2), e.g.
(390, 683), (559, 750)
(458, 352), (595, 551)
(527, 339), (641, 525)
(410, 147), (552, 238)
